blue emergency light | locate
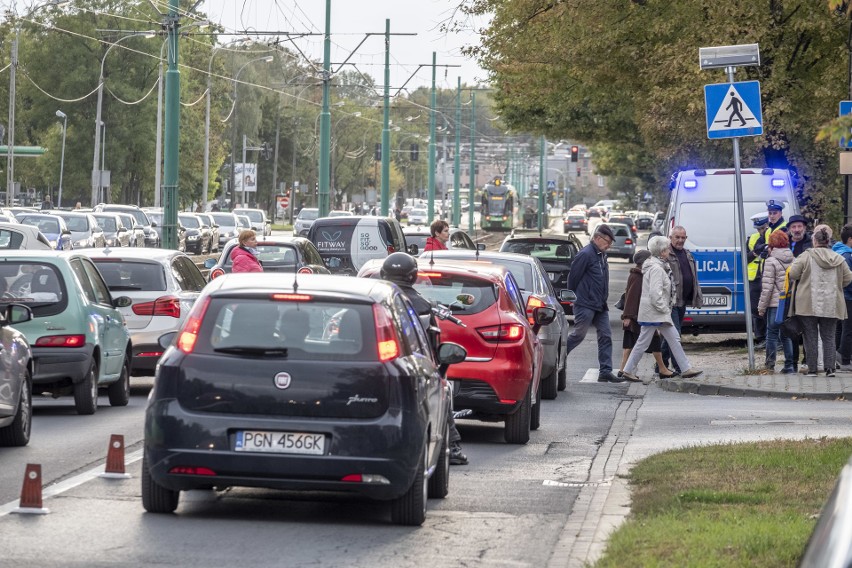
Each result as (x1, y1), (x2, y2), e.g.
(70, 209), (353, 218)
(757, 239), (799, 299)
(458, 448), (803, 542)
(771, 178), (785, 188)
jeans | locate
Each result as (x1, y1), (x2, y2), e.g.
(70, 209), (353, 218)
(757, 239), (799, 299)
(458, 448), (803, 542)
(565, 305), (613, 373)
(764, 306), (793, 370)
(661, 305), (686, 372)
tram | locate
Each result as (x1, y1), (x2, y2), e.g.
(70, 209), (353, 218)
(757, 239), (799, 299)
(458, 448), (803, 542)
(480, 178), (516, 231)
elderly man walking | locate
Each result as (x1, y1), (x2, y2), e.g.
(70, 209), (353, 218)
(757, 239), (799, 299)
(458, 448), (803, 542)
(660, 225), (703, 374)
(564, 225), (625, 383)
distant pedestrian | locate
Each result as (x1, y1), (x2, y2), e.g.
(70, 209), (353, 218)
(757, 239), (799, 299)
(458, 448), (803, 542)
(832, 224), (852, 371)
(40, 194), (52, 210)
(620, 236), (703, 382)
(564, 224), (625, 383)
(73, 202), (82, 210)
(660, 226), (703, 373)
(788, 225), (852, 376)
(424, 219), (449, 252)
(230, 230), (263, 273)
(757, 230), (795, 373)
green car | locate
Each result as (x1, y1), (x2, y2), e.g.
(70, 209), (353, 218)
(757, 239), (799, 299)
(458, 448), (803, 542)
(0, 251), (133, 415)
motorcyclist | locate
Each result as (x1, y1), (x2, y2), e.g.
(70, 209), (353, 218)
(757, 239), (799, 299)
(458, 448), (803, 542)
(380, 252), (468, 466)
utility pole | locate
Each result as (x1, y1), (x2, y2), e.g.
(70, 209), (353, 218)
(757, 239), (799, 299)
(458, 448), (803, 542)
(538, 136), (546, 233)
(161, 0), (180, 249)
(428, 52), (436, 221)
(317, 0), (332, 217)
(453, 77), (461, 227)
(380, 19), (391, 216)
(468, 91), (476, 230)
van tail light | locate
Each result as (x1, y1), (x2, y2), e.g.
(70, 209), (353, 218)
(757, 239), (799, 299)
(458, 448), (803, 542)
(372, 303), (400, 362)
(210, 268), (225, 279)
(297, 266), (314, 274)
(624, 238), (633, 245)
(132, 296), (180, 318)
(35, 334), (85, 347)
(477, 323), (525, 343)
(176, 296), (210, 354)
(526, 296), (546, 325)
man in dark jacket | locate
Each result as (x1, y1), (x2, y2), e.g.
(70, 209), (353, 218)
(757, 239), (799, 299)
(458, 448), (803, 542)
(565, 224), (624, 383)
(787, 215), (812, 258)
(661, 225), (703, 373)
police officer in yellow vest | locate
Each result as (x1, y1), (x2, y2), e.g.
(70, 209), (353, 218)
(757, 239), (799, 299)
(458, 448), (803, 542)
(747, 212), (771, 347)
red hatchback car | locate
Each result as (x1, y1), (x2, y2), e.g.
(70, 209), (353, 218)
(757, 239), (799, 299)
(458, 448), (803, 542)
(360, 259), (556, 444)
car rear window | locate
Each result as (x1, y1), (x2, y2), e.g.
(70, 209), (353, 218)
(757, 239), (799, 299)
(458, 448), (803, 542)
(212, 213), (237, 227)
(92, 260), (167, 291)
(243, 210), (264, 223)
(179, 215), (200, 229)
(298, 209), (319, 221)
(501, 239), (575, 262)
(59, 216), (90, 232)
(194, 299), (376, 361)
(0, 261), (67, 316)
(413, 273), (497, 315)
(94, 216), (117, 231)
(20, 216), (60, 234)
(223, 243), (298, 269)
(484, 258), (533, 291)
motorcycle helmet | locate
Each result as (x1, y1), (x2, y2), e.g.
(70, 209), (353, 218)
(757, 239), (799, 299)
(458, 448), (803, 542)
(380, 252), (418, 285)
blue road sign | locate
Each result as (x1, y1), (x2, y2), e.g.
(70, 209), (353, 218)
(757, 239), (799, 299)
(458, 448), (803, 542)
(839, 101), (852, 148)
(704, 81), (763, 139)
(547, 180), (556, 190)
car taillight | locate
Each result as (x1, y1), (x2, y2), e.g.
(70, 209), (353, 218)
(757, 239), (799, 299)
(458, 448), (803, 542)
(476, 323), (525, 343)
(525, 296), (546, 325)
(176, 296), (210, 354)
(624, 238), (633, 245)
(271, 293), (312, 301)
(372, 303), (400, 362)
(132, 296), (180, 318)
(210, 268), (225, 279)
(297, 266), (314, 274)
(387, 245), (395, 254)
(35, 334), (85, 347)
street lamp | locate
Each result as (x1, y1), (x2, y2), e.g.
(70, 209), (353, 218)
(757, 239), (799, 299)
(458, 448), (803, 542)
(91, 31), (156, 207)
(6, 0), (69, 207)
(56, 110), (67, 208)
(229, 54), (274, 208)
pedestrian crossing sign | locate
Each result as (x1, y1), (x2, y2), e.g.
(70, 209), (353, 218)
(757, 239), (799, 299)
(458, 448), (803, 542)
(704, 81), (763, 139)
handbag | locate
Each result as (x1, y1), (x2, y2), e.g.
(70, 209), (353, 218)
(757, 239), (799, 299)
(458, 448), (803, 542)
(780, 273), (803, 337)
(614, 292), (625, 310)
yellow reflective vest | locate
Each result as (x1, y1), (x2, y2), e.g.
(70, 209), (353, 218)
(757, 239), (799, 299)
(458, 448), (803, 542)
(747, 222), (787, 281)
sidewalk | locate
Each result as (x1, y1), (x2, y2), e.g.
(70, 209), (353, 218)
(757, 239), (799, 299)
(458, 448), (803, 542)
(657, 370), (852, 400)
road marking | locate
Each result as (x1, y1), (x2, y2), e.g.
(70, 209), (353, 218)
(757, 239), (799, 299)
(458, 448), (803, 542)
(579, 368), (600, 383)
(711, 419), (818, 426)
(544, 479), (612, 488)
(0, 449), (144, 518)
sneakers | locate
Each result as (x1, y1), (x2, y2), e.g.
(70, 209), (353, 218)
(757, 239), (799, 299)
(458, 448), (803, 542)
(840, 364), (852, 372)
(806, 372), (818, 377)
(826, 370), (836, 377)
(681, 368), (703, 379)
(449, 443), (468, 466)
(598, 371), (626, 383)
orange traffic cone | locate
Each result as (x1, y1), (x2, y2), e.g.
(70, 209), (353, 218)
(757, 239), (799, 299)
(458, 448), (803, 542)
(99, 434), (131, 479)
(12, 463), (49, 515)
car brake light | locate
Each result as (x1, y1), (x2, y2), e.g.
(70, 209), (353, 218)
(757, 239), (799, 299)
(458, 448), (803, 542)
(387, 245), (395, 254)
(210, 268), (225, 279)
(297, 266), (314, 274)
(418, 272), (443, 278)
(169, 466), (216, 476)
(476, 323), (525, 343)
(271, 293), (313, 301)
(35, 334), (85, 347)
(526, 296), (546, 325)
(132, 296), (180, 318)
(176, 296), (210, 354)
(373, 303), (400, 362)
(624, 238), (633, 245)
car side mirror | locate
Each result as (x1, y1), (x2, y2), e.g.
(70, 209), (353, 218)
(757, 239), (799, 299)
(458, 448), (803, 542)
(117, 227), (127, 233)
(150, 221), (158, 228)
(532, 306), (557, 334)
(203, 258), (217, 269)
(476, 243), (486, 250)
(407, 244), (419, 255)
(62, 229), (71, 235)
(559, 289), (577, 303)
(437, 342), (467, 375)
(113, 296), (133, 308)
(3, 303), (32, 325)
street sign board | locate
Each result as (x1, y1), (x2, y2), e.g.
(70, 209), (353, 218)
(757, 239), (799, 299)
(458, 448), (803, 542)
(704, 81), (763, 139)
(547, 180), (556, 190)
(839, 101), (852, 148)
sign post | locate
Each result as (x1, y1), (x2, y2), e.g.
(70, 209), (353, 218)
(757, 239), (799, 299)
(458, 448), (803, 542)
(700, 44), (762, 371)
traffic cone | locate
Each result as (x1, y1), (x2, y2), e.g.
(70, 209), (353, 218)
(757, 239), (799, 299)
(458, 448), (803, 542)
(11, 463), (49, 515)
(99, 434), (131, 479)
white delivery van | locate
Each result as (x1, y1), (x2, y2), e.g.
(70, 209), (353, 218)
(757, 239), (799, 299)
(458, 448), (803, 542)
(663, 167), (800, 334)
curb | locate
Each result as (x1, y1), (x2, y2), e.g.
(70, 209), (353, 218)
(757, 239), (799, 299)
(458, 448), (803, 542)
(658, 378), (851, 401)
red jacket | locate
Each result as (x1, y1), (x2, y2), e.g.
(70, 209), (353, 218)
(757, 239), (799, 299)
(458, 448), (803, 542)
(230, 246), (263, 273)
(424, 237), (448, 251)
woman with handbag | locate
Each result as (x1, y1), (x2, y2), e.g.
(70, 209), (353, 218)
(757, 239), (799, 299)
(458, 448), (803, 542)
(788, 224), (852, 376)
(618, 250), (675, 380)
(757, 230), (795, 373)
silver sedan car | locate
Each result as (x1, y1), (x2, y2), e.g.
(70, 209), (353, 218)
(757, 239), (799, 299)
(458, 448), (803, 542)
(78, 248), (206, 376)
(0, 304), (35, 447)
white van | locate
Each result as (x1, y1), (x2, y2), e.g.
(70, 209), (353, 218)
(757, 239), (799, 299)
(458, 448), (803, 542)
(664, 167), (800, 334)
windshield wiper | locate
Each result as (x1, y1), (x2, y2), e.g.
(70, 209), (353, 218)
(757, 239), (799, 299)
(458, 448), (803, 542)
(214, 346), (289, 357)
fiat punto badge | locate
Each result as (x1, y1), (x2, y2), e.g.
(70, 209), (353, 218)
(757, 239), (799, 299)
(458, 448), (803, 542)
(274, 372), (292, 389)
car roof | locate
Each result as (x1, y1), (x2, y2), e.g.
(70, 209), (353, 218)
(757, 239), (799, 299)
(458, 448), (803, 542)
(312, 215), (396, 226)
(75, 247), (187, 261)
(502, 232), (579, 242)
(422, 250), (537, 265)
(207, 272), (390, 300)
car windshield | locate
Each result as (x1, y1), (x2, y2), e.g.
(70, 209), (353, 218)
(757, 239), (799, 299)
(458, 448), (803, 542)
(298, 209), (319, 221)
(59, 216), (89, 232)
(145, 213), (162, 226)
(405, 234), (427, 251)
(20, 216), (60, 234)
(179, 215), (200, 229)
(501, 239), (575, 262)
(93, 260), (167, 291)
(95, 216), (117, 232)
(0, 261), (65, 309)
(413, 273), (497, 315)
(224, 244), (298, 269)
(196, 299), (375, 361)
(242, 210), (263, 223)
(212, 213), (236, 227)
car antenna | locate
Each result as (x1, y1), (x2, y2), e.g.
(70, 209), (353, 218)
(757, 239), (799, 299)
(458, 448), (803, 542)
(292, 248), (299, 294)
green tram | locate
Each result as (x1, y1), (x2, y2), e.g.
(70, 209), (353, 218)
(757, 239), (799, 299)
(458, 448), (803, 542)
(480, 179), (516, 231)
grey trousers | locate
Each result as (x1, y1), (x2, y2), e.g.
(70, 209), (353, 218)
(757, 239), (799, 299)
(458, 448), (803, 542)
(625, 323), (690, 376)
(801, 316), (838, 374)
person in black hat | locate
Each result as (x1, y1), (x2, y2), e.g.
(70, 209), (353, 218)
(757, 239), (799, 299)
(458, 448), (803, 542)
(565, 224), (625, 383)
(787, 214), (812, 258)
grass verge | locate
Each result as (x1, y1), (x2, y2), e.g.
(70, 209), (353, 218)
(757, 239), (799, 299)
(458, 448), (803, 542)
(593, 437), (852, 568)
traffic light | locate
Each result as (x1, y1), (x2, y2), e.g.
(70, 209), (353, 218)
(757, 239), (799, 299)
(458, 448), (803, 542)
(374, 143), (382, 161)
(410, 143), (419, 161)
(570, 145), (579, 162)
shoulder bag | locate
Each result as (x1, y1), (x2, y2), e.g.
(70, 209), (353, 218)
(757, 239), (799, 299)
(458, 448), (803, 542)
(780, 274), (803, 337)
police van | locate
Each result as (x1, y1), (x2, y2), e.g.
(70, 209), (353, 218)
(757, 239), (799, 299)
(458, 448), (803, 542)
(663, 168), (800, 334)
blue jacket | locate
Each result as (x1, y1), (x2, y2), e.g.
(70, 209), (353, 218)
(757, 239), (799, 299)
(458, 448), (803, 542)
(567, 241), (609, 311)
(832, 241), (852, 300)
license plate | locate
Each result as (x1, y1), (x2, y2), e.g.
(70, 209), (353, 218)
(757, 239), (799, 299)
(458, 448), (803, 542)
(702, 294), (730, 308)
(235, 430), (325, 455)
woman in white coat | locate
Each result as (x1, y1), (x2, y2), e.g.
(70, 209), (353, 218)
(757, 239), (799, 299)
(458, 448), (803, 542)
(621, 236), (703, 382)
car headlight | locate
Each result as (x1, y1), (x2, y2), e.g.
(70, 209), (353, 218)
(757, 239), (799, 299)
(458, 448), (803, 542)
(74, 239), (89, 247)
(187, 235), (198, 240)
(149, 229), (158, 239)
(49, 240), (58, 248)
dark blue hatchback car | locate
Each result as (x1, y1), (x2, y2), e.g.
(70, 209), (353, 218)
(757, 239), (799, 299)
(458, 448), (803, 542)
(142, 273), (465, 525)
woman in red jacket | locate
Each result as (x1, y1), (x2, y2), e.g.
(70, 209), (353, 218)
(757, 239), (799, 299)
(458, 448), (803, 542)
(230, 230), (263, 273)
(424, 219), (449, 251)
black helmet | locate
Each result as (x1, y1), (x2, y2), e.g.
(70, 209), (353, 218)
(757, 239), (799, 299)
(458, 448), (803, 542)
(381, 252), (418, 285)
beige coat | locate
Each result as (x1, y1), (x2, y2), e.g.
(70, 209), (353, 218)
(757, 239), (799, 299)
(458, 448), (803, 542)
(637, 256), (676, 324)
(788, 247), (852, 319)
(758, 247), (794, 314)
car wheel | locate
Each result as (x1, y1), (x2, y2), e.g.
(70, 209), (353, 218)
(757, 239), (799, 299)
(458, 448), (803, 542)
(108, 358), (131, 407)
(427, 427), (449, 499)
(0, 369), (32, 447)
(530, 381), (542, 431)
(542, 362), (558, 400)
(73, 359), (99, 415)
(142, 453), (180, 513)
(504, 384), (531, 444)
(390, 441), (428, 526)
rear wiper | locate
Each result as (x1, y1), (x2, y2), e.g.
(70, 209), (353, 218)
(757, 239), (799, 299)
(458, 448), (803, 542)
(214, 346), (289, 357)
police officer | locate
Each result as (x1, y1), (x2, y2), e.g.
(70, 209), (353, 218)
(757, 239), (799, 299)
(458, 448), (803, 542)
(747, 212), (770, 347)
(765, 199), (787, 234)
(380, 252), (468, 465)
